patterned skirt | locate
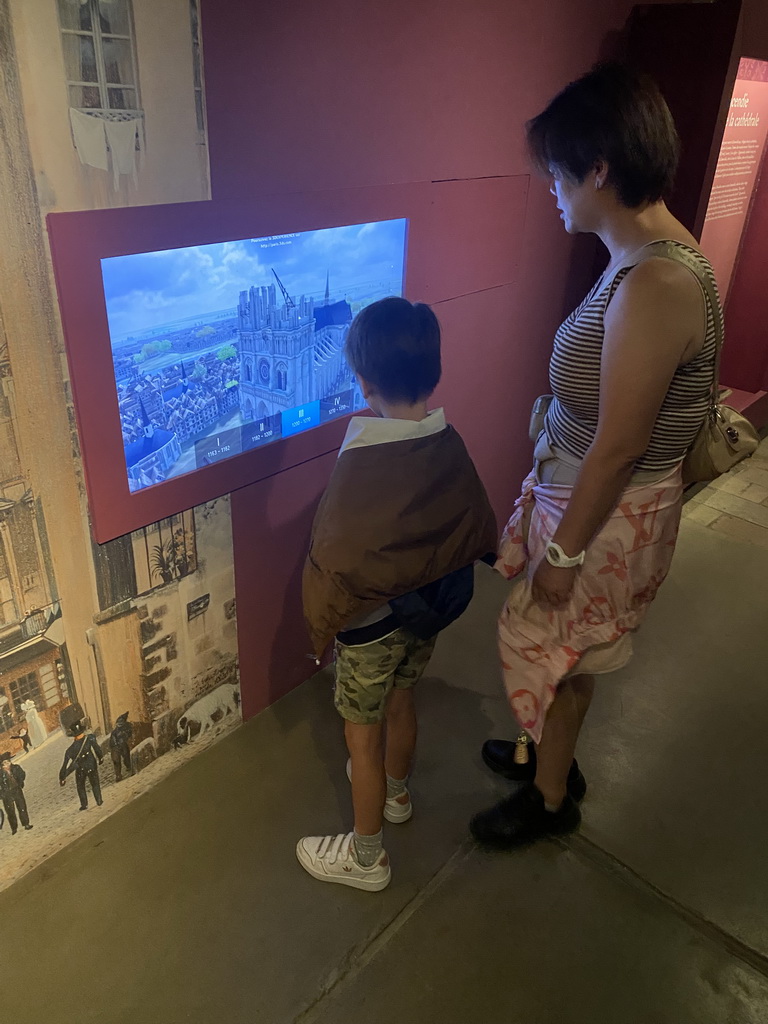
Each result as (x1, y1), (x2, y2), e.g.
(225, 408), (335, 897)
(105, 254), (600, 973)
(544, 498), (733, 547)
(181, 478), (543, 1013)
(495, 455), (683, 744)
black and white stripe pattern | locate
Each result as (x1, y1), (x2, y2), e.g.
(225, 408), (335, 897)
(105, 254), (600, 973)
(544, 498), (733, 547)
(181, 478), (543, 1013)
(545, 242), (719, 472)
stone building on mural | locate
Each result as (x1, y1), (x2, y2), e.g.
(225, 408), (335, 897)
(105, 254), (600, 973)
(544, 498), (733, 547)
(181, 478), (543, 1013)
(0, 357), (74, 754)
(0, 0), (239, 887)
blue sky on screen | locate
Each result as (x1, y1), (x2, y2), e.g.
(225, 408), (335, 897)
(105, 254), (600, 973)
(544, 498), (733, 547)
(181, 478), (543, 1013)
(101, 218), (407, 343)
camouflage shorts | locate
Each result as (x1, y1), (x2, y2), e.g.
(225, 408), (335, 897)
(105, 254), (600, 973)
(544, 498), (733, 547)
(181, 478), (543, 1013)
(334, 628), (437, 725)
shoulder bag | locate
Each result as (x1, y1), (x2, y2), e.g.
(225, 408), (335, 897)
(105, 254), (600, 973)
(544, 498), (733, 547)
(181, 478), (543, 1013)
(645, 242), (759, 486)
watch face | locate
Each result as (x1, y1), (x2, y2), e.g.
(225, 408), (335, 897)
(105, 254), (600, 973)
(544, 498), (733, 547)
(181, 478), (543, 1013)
(258, 359), (270, 385)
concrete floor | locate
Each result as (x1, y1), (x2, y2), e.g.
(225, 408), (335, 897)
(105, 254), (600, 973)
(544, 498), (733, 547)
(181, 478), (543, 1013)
(2, 475), (768, 1022)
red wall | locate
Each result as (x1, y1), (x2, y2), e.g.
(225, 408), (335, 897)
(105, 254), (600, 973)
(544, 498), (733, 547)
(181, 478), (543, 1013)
(199, 0), (649, 718)
(722, 147), (768, 391)
(719, 2), (768, 393)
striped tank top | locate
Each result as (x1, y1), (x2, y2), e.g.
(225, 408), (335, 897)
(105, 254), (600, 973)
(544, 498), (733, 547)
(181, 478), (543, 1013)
(545, 241), (720, 473)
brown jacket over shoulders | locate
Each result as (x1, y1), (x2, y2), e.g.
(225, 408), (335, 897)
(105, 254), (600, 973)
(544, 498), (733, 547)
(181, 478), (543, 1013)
(303, 425), (497, 657)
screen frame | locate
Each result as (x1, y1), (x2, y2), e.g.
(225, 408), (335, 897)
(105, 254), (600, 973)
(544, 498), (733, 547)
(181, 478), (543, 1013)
(48, 195), (411, 542)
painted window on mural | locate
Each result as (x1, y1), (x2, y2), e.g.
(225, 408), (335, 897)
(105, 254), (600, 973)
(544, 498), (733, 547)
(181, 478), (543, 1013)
(57, 0), (141, 112)
(93, 510), (197, 611)
(39, 661), (67, 708)
(9, 671), (43, 717)
(189, 0), (206, 134)
(133, 511), (198, 593)
(0, 694), (13, 732)
(0, 534), (19, 626)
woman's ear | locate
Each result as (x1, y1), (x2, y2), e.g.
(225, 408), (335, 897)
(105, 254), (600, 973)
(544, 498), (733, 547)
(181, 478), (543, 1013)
(593, 159), (609, 190)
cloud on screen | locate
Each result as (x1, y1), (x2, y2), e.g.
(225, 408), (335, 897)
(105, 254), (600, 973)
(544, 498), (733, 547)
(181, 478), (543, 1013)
(102, 219), (407, 342)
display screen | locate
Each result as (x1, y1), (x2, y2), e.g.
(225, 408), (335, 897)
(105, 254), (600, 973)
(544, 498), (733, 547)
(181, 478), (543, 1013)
(101, 218), (408, 492)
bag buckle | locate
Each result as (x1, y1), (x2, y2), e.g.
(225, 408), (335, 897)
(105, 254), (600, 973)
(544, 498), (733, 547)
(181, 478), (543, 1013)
(726, 426), (740, 445)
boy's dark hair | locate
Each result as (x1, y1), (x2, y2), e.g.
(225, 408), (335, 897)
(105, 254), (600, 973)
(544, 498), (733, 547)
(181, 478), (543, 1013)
(345, 297), (441, 404)
(526, 61), (680, 208)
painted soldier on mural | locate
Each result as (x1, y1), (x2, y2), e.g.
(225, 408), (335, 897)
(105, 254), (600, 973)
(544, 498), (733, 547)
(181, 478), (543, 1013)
(0, 753), (33, 834)
(59, 723), (104, 811)
(109, 713), (134, 782)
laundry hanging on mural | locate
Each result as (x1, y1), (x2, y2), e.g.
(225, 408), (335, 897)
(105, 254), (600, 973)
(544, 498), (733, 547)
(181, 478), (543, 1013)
(69, 108), (109, 172)
(104, 117), (142, 190)
(69, 109), (143, 189)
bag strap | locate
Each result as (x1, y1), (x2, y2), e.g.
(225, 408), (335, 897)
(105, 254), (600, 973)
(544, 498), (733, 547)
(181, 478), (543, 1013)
(71, 735), (89, 770)
(627, 241), (723, 411)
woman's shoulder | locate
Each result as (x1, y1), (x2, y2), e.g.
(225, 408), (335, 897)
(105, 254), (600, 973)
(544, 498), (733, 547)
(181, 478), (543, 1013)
(605, 255), (706, 343)
(614, 249), (705, 307)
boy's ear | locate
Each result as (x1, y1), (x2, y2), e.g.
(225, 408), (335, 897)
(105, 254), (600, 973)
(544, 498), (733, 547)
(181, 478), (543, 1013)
(357, 375), (374, 400)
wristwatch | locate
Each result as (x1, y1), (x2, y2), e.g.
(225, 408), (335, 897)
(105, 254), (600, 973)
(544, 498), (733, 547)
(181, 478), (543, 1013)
(545, 541), (586, 569)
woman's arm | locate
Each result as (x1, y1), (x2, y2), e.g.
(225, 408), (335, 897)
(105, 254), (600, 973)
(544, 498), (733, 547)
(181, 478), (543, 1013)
(532, 258), (703, 606)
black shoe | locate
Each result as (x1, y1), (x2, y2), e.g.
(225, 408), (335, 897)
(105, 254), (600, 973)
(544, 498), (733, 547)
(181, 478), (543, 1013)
(96, 800), (103, 807)
(79, 807), (88, 812)
(470, 784), (581, 849)
(10, 829), (17, 835)
(481, 739), (587, 803)
(23, 825), (32, 831)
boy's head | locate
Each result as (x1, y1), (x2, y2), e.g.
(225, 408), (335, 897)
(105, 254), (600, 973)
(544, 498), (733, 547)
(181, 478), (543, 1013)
(345, 297), (441, 413)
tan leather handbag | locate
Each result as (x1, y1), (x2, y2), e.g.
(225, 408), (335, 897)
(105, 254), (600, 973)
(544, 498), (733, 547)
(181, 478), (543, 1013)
(645, 242), (759, 486)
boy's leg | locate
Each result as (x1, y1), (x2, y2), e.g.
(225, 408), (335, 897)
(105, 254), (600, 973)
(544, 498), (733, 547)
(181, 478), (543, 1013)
(296, 634), (407, 890)
(386, 632), (436, 782)
(344, 719), (386, 837)
(384, 687), (417, 783)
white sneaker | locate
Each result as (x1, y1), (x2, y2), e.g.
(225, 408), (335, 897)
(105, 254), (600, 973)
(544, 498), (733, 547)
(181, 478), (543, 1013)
(295, 832), (391, 891)
(345, 758), (413, 823)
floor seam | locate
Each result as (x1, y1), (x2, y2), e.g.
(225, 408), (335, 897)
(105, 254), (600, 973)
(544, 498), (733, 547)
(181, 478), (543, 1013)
(291, 840), (475, 1024)
(564, 832), (768, 979)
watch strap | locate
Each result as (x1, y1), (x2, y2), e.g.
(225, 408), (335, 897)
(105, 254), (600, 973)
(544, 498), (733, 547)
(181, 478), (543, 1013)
(545, 542), (585, 568)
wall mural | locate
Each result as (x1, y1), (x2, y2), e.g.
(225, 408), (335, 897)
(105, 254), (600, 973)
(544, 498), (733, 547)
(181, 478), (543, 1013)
(0, 0), (239, 891)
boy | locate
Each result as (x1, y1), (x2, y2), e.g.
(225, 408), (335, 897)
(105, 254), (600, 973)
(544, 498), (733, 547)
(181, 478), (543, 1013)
(298, 297), (496, 891)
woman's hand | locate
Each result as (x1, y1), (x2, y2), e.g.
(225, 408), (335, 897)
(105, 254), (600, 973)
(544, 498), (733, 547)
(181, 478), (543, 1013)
(532, 559), (578, 607)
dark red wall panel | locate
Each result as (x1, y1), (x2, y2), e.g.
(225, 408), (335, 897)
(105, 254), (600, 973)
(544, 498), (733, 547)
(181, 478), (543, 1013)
(722, 166), (768, 391)
(232, 450), (337, 719)
(200, 0), (645, 717)
(48, 176), (526, 542)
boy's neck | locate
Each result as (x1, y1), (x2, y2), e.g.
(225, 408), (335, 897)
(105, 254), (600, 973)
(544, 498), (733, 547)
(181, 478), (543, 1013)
(374, 399), (430, 422)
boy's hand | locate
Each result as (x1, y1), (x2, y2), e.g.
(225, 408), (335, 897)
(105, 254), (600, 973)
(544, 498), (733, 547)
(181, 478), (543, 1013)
(531, 560), (577, 608)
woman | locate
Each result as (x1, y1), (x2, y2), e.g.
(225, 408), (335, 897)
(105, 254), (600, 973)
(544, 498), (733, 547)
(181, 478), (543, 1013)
(21, 699), (47, 748)
(471, 62), (720, 847)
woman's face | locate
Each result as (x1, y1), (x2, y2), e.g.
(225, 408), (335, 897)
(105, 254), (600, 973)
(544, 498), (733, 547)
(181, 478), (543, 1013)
(549, 166), (598, 235)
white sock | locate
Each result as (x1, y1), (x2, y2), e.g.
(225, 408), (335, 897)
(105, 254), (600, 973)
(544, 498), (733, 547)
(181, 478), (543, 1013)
(353, 829), (383, 867)
(544, 799), (563, 814)
(386, 774), (407, 799)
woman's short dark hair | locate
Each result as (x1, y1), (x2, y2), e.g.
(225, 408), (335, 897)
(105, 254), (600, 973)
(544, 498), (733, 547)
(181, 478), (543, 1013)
(345, 297), (441, 404)
(526, 61), (680, 208)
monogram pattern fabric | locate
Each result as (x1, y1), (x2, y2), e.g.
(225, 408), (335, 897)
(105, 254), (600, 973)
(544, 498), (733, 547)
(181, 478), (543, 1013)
(495, 468), (683, 743)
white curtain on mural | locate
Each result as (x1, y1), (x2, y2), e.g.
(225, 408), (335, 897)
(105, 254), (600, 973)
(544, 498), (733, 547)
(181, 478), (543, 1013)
(69, 108), (109, 171)
(69, 108), (142, 189)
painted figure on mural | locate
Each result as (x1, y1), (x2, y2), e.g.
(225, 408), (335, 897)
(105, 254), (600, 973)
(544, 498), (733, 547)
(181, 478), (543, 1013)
(11, 727), (32, 755)
(0, 753), (33, 835)
(109, 713), (134, 782)
(21, 699), (47, 748)
(59, 722), (104, 811)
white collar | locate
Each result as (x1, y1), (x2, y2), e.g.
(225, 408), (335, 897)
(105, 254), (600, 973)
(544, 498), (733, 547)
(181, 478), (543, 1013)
(339, 408), (447, 456)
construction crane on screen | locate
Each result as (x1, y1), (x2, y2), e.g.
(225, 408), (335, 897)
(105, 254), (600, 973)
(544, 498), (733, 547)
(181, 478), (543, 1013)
(271, 268), (296, 310)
